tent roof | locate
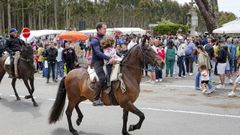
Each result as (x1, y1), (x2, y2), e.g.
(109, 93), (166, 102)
(20, 29), (66, 43)
(213, 18), (240, 34)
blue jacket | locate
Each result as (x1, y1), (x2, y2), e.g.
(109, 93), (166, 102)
(91, 35), (111, 63)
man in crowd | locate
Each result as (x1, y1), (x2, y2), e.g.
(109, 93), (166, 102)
(55, 42), (64, 80)
(185, 37), (196, 76)
(62, 41), (77, 73)
(43, 42), (58, 83)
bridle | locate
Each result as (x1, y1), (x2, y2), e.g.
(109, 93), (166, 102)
(120, 44), (162, 71)
(139, 44), (161, 70)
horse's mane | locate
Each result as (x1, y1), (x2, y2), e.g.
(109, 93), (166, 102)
(121, 44), (139, 64)
(121, 35), (148, 64)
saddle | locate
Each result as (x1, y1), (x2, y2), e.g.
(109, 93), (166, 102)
(4, 51), (21, 78)
(87, 63), (126, 105)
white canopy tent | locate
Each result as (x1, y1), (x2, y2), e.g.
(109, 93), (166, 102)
(213, 18), (240, 34)
(80, 27), (146, 36)
(20, 29), (66, 43)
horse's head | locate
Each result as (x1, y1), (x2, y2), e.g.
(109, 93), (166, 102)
(140, 36), (164, 70)
(21, 44), (34, 60)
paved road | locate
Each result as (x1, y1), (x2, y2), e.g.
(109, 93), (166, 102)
(0, 74), (240, 135)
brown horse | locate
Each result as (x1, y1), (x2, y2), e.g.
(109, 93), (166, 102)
(0, 45), (38, 107)
(49, 38), (164, 135)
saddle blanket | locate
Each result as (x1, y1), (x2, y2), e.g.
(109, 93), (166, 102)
(4, 56), (10, 65)
(87, 63), (126, 93)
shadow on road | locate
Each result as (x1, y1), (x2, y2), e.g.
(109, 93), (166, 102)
(52, 128), (104, 135)
(0, 97), (42, 118)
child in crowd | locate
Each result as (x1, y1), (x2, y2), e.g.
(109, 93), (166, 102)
(200, 65), (211, 94)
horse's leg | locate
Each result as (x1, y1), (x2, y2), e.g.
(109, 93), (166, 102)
(22, 78), (38, 107)
(0, 71), (6, 99)
(25, 76), (34, 99)
(75, 102), (84, 126)
(122, 109), (130, 135)
(126, 103), (145, 132)
(11, 78), (21, 100)
(66, 102), (79, 135)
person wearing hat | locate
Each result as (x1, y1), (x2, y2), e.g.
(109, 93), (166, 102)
(5, 28), (26, 78)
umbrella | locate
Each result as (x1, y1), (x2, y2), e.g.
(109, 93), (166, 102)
(57, 31), (89, 41)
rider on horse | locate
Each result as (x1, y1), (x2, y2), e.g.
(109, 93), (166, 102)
(5, 28), (25, 78)
(91, 23), (116, 106)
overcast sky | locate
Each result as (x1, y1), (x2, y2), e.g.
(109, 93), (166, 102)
(176, 0), (240, 17)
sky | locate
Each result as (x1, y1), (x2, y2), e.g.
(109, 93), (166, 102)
(176, 0), (240, 17)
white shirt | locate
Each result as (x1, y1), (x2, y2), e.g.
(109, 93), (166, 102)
(56, 47), (64, 62)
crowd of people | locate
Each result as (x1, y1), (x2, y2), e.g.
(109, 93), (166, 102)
(1, 27), (240, 99)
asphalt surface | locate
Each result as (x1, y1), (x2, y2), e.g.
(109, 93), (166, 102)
(0, 73), (240, 135)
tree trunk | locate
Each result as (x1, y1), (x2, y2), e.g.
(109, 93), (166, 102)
(7, 0), (11, 30)
(194, 0), (218, 33)
(54, 0), (58, 29)
(22, 0), (24, 28)
(38, 11), (41, 30)
(0, 2), (3, 34)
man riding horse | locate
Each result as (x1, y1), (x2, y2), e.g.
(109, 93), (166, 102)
(91, 23), (116, 106)
(5, 28), (26, 78)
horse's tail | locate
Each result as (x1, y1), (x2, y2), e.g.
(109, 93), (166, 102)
(49, 77), (66, 124)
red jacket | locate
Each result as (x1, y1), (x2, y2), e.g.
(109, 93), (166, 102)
(157, 48), (165, 61)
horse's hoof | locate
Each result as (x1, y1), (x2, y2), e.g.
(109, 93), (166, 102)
(25, 95), (32, 99)
(33, 102), (38, 107)
(72, 130), (79, 135)
(122, 131), (131, 135)
(76, 118), (82, 126)
(16, 97), (21, 100)
(128, 125), (135, 132)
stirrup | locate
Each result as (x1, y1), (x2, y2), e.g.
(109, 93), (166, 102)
(92, 99), (104, 106)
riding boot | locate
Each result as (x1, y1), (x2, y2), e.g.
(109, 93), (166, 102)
(93, 82), (104, 106)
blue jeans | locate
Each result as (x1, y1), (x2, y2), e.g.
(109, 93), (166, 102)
(195, 71), (212, 89)
(177, 56), (185, 77)
(47, 62), (56, 80)
(56, 61), (64, 79)
(229, 58), (235, 74)
(155, 69), (162, 79)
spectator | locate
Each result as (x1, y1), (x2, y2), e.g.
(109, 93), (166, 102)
(216, 40), (228, 89)
(156, 41), (165, 82)
(195, 45), (213, 92)
(176, 36), (186, 78)
(56, 42), (64, 80)
(62, 42), (78, 73)
(185, 37), (196, 76)
(37, 43), (44, 72)
(43, 42), (58, 83)
(228, 55), (240, 97)
(165, 40), (176, 77)
(200, 65), (211, 93)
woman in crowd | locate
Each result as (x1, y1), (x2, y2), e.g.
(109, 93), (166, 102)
(195, 45), (213, 92)
(165, 40), (176, 77)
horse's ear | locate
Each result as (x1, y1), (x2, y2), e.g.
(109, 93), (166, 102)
(141, 35), (149, 47)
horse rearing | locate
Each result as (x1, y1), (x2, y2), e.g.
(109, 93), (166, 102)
(0, 45), (38, 107)
(49, 38), (164, 135)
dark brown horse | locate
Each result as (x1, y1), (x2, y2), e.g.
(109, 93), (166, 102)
(49, 38), (164, 135)
(0, 45), (38, 107)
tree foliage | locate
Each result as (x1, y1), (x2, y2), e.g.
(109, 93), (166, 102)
(218, 11), (236, 26)
(153, 20), (189, 35)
